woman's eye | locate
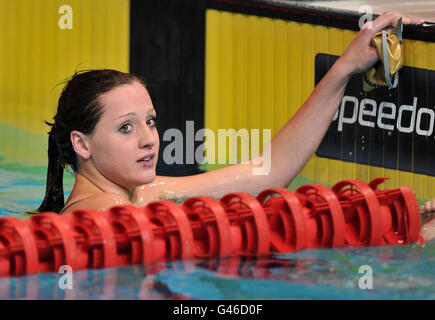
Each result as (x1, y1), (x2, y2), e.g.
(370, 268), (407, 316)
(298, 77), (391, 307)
(147, 117), (157, 127)
(119, 123), (132, 134)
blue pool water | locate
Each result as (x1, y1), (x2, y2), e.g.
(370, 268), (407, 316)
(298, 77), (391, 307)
(0, 125), (434, 300)
(1, 246), (435, 300)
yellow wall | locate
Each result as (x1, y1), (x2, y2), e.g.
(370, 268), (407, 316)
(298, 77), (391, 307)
(0, 0), (129, 135)
(204, 9), (435, 201)
(2, 3), (434, 202)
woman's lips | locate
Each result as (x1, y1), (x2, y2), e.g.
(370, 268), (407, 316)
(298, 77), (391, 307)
(137, 155), (155, 168)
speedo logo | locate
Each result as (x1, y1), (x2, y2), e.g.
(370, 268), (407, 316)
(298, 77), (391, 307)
(314, 52), (435, 176)
(333, 96), (434, 137)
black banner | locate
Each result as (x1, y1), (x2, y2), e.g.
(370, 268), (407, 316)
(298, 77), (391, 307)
(315, 53), (435, 176)
(130, 0), (206, 176)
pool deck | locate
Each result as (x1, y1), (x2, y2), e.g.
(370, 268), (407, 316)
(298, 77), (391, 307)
(283, 0), (435, 22)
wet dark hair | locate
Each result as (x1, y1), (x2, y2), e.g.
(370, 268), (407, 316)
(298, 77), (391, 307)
(37, 69), (145, 213)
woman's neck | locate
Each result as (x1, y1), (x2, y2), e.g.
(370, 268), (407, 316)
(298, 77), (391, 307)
(75, 166), (135, 201)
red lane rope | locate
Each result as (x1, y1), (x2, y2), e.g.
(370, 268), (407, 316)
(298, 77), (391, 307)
(0, 178), (424, 277)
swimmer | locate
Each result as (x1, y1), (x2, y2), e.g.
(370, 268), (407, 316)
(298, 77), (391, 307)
(37, 12), (435, 241)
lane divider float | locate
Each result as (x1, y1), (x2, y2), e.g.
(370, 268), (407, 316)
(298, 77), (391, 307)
(0, 178), (425, 277)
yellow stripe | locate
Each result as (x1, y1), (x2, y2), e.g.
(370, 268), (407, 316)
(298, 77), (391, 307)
(313, 25), (329, 185)
(247, 15), (261, 157)
(0, 0), (129, 135)
(204, 9), (220, 164)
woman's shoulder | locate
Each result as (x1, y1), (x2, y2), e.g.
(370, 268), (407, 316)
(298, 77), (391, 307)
(61, 192), (132, 214)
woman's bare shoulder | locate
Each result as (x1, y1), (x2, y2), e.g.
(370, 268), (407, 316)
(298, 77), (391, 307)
(61, 193), (132, 214)
(134, 175), (178, 202)
(134, 175), (199, 206)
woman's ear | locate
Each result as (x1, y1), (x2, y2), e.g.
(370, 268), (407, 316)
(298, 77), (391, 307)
(70, 130), (91, 160)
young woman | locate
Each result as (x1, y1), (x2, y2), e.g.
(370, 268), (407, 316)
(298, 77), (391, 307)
(37, 13), (435, 241)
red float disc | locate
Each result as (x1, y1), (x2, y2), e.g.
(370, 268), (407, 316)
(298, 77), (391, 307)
(0, 218), (39, 276)
(242, 220), (256, 254)
(146, 201), (195, 260)
(332, 180), (383, 246)
(205, 225), (219, 256)
(70, 210), (117, 269)
(30, 213), (78, 271)
(107, 205), (156, 265)
(368, 177), (390, 191)
(296, 184), (346, 247)
(345, 223), (363, 247)
(393, 201), (405, 235)
(257, 188), (307, 252)
(169, 234), (181, 260)
(277, 208), (292, 245)
(182, 197), (232, 257)
(221, 192), (270, 255)
(0, 239), (10, 276)
(398, 186), (420, 243)
(318, 213), (332, 246)
(356, 206), (370, 244)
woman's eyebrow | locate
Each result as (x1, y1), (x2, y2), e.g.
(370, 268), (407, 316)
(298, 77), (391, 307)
(115, 110), (156, 120)
(116, 112), (137, 120)
(147, 108), (157, 115)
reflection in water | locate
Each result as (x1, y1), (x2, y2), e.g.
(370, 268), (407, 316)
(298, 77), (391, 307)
(0, 254), (318, 299)
(0, 263), (189, 300)
(1, 243), (434, 300)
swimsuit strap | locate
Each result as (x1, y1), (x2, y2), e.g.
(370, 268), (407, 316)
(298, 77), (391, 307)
(59, 194), (99, 214)
(59, 200), (81, 214)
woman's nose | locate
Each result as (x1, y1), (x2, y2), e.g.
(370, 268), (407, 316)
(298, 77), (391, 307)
(139, 126), (158, 149)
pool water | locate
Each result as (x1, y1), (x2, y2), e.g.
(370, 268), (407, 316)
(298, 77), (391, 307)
(0, 124), (435, 300)
(1, 246), (435, 300)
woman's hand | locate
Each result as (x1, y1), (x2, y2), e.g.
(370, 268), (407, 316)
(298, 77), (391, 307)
(337, 12), (424, 76)
(420, 199), (435, 242)
(420, 215), (435, 242)
(421, 198), (435, 215)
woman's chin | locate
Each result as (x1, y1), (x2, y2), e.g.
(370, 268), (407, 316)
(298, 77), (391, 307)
(137, 173), (157, 186)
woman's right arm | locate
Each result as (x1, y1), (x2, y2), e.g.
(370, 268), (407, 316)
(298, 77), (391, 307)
(135, 13), (424, 205)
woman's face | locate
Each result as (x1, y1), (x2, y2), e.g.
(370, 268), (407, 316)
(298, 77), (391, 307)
(87, 81), (160, 190)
